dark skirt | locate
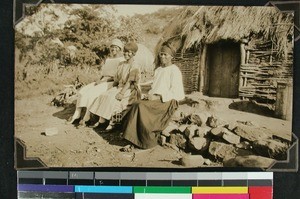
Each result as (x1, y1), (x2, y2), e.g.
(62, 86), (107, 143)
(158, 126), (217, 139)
(122, 99), (178, 149)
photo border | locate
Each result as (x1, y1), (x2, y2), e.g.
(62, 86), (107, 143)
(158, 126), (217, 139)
(2, 0), (300, 198)
(12, 0), (300, 172)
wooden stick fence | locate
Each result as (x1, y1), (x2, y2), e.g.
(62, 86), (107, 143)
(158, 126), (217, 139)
(240, 40), (293, 105)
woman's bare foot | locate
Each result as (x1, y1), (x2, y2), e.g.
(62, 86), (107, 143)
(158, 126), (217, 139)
(77, 119), (90, 128)
(65, 116), (80, 125)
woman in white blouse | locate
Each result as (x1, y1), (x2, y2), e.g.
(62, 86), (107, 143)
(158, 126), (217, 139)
(88, 42), (141, 130)
(122, 44), (185, 149)
(67, 39), (125, 125)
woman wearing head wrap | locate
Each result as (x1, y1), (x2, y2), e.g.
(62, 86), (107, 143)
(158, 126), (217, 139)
(88, 42), (141, 129)
(67, 39), (125, 125)
(122, 44), (185, 149)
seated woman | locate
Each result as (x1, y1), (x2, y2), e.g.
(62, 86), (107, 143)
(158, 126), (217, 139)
(88, 42), (141, 129)
(122, 44), (185, 149)
(67, 39), (125, 125)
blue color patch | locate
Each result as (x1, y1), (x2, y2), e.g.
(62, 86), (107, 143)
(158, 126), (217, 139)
(74, 186), (132, 193)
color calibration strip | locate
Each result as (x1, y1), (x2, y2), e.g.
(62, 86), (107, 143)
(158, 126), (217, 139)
(17, 172), (273, 199)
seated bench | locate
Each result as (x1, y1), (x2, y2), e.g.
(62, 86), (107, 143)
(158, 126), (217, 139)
(108, 82), (152, 129)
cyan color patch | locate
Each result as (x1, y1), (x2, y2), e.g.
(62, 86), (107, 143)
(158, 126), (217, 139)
(74, 185), (132, 193)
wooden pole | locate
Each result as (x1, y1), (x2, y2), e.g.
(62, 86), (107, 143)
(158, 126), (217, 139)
(240, 43), (246, 86)
(240, 40), (247, 100)
(198, 44), (207, 94)
(269, 42), (273, 65)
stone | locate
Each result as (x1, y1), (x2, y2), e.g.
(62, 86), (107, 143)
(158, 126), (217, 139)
(162, 122), (178, 137)
(252, 139), (289, 160)
(158, 135), (167, 146)
(164, 143), (180, 152)
(225, 122), (238, 131)
(169, 133), (187, 149)
(188, 137), (210, 152)
(224, 155), (275, 168)
(233, 124), (272, 142)
(184, 125), (198, 138)
(195, 126), (211, 137)
(180, 155), (205, 167)
(222, 129), (240, 144)
(208, 141), (236, 160)
(236, 141), (251, 150)
(193, 100), (208, 110)
(237, 120), (256, 126)
(206, 116), (226, 128)
(210, 126), (226, 137)
(178, 124), (189, 133)
(171, 109), (182, 121)
(204, 158), (212, 165)
(234, 148), (255, 157)
(188, 114), (203, 126)
(193, 112), (211, 127)
(44, 127), (58, 136)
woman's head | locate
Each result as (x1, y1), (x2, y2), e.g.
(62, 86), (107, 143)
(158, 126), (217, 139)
(159, 45), (175, 66)
(110, 39), (124, 57)
(123, 42), (138, 61)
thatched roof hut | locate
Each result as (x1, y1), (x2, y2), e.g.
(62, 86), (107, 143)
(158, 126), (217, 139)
(156, 6), (293, 109)
(157, 6), (293, 55)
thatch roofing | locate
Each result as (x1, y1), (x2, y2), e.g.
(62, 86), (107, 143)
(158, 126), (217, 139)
(157, 6), (293, 54)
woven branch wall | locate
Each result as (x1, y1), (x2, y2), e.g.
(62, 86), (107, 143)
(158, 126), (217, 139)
(239, 40), (293, 106)
(173, 53), (200, 94)
(173, 40), (293, 105)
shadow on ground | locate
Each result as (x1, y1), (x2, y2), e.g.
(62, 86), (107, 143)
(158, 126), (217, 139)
(229, 101), (275, 117)
(52, 103), (76, 120)
(52, 104), (99, 122)
(52, 103), (130, 148)
(94, 125), (132, 148)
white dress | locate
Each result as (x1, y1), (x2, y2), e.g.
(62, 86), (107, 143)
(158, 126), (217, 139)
(148, 64), (185, 102)
(89, 60), (140, 120)
(76, 57), (124, 108)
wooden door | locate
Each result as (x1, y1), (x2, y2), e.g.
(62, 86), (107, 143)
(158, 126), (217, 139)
(207, 41), (240, 98)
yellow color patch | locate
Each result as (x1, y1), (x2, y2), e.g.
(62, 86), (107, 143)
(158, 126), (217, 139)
(192, 187), (248, 194)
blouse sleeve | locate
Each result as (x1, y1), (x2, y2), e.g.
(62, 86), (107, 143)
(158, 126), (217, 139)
(147, 68), (158, 95)
(161, 66), (185, 102)
(128, 63), (140, 83)
(113, 63), (122, 85)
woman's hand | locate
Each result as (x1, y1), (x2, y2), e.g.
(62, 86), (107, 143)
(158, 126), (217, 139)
(148, 94), (161, 101)
(115, 92), (124, 101)
(141, 94), (149, 100)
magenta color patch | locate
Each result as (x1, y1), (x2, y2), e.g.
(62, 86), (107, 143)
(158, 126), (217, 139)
(193, 194), (249, 199)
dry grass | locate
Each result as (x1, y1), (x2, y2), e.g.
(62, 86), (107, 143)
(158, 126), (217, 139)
(15, 60), (154, 100)
(15, 61), (101, 100)
(158, 6), (293, 56)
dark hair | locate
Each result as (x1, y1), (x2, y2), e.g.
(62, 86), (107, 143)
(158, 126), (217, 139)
(160, 45), (175, 57)
(124, 42), (138, 53)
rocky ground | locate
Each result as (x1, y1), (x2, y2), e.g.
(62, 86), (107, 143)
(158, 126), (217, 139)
(14, 93), (292, 169)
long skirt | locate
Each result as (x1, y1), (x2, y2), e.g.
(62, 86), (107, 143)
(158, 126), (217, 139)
(122, 99), (178, 149)
(76, 82), (112, 108)
(89, 87), (131, 120)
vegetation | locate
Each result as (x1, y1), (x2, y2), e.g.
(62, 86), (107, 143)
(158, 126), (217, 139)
(15, 4), (177, 99)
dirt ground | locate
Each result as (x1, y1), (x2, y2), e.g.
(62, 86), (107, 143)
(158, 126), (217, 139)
(14, 94), (292, 168)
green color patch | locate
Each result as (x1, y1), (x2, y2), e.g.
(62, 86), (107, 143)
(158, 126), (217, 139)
(133, 186), (191, 193)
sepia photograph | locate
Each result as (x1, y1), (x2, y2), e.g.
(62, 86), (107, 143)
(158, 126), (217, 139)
(14, 4), (294, 169)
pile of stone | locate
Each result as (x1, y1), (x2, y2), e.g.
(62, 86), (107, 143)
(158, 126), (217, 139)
(161, 112), (290, 168)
